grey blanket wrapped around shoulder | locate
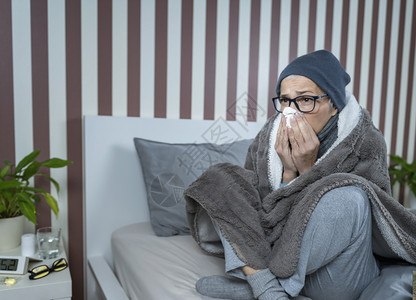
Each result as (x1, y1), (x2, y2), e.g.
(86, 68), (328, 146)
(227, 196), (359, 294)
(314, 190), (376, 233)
(184, 94), (416, 278)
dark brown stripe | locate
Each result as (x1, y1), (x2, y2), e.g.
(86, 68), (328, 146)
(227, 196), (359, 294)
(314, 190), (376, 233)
(247, 0), (260, 122)
(390, 0), (406, 157)
(204, 0), (217, 120)
(226, 0), (239, 120)
(180, 0), (193, 119)
(339, 0), (350, 68)
(379, 0), (393, 134)
(405, 0), (416, 162)
(268, 0), (281, 118)
(366, 0), (380, 115)
(127, 0), (141, 117)
(154, 0), (167, 118)
(0, 0), (15, 164)
(308, 0), (317, 53)
(65, 0), (83, 298)
(98, 0), (112, 115)
(324, 0), (333, 51)
(31, 0), (51, 228)
(353, 0), (365, 101)
(289, 0), (299, 62)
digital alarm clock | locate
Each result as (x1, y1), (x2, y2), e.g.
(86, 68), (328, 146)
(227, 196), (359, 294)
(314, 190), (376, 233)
(0, 256), (29, 275)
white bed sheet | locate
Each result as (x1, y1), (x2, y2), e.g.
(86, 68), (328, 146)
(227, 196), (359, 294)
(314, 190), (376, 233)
(112, 222), (415, 299)
(112, 222), (226, 299)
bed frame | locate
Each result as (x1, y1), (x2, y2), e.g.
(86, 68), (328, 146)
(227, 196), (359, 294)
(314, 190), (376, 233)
(83, 115), (265, 299)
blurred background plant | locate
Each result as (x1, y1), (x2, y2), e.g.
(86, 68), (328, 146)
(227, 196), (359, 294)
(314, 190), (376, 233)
(389, 154), (416, 199)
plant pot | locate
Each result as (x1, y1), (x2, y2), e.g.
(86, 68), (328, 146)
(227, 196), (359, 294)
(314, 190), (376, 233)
(0, 215), (25, 251)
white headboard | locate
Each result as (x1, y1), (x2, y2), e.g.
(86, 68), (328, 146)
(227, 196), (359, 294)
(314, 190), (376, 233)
(83, 115), (265, 297)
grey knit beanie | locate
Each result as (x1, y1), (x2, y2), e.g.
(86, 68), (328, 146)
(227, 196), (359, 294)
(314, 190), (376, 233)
(276, 50), (351, 111)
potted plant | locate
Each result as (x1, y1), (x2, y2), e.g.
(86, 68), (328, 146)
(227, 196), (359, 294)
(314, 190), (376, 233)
(0, 150), (72, 250)
(389, 154), (416, 207)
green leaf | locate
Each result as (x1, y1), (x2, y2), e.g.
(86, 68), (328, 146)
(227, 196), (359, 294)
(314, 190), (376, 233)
(15, 150), (40, 174)
(32, 194), (41, 203)
(22, 161), (41, 180)
(389, 154), (406, 165)
(49, 177), (60, 193)
(16, 192), (35, 209)
(17, 194), (37, 225)
(0, 165), (10, 178)
(1, 190), (13, 202)
(0, 201), (5, 214)
(35, 173), (60, 193)
(43, 192), (59, 217)
(41, 158), (72, 168)
(0, 180), (22, 190)
(19, 186), (44, 193)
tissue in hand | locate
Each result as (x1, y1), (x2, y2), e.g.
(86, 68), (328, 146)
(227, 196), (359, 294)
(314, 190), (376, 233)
(283, 107), (297, 128)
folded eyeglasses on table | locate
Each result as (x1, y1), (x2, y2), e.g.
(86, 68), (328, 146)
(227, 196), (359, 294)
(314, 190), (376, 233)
(28, 258), (68, 280)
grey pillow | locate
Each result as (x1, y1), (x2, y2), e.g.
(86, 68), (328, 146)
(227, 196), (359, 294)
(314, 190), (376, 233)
(133, 137), (253, 237)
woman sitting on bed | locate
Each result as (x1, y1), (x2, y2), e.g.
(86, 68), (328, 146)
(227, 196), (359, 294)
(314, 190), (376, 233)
(185, 50), (416, 300)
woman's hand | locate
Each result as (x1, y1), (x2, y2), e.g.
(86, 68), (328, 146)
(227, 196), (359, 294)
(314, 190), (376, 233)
(275, 114), (320, 181)
(242, 265), (260, 276)
(287, 113), (319, 175)
(275, 115), (298, 182)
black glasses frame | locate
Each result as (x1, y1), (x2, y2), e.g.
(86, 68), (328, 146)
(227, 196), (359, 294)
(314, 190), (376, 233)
(28, 258), (68, 280)
(272, 94), (328, 113)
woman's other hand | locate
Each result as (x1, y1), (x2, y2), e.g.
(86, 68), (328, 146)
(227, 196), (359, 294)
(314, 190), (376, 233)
(287, 113), (319, 175)
(275, 115), (298, 183)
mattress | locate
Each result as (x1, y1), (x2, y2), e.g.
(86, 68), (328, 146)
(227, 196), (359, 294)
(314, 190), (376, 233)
(112, 222), (226, 300)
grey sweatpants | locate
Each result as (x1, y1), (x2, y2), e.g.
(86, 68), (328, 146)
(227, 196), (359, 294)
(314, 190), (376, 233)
(215, 186), (380, 299)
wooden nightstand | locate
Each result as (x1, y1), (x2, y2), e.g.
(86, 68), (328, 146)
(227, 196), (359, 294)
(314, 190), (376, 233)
(0, 241), (72, 299)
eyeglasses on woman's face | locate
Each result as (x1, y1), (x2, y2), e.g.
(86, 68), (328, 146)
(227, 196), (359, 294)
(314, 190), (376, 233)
(272, 94), (328, 113)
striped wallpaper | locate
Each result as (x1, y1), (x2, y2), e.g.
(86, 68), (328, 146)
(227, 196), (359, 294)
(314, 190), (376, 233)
(1, 0), (415, 298)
